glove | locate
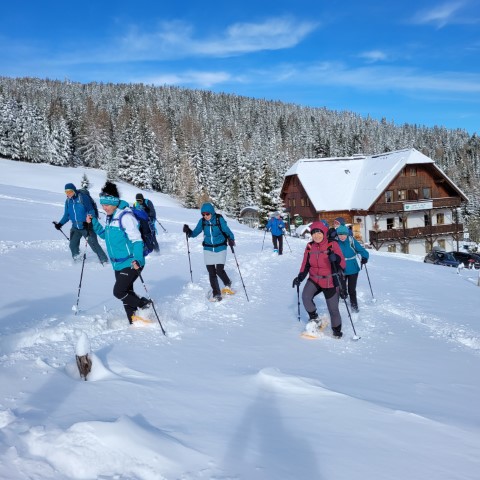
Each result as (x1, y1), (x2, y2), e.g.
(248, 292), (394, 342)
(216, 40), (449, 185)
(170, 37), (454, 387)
(327, 227), (338, 241)
(183, 224), (192, 236)
(339, 289), (348, 299)
(54, 222), (63, 230)
(292, 277), (300, 288)
(228, 238), (235, 247)
(361, 257), (368, 265)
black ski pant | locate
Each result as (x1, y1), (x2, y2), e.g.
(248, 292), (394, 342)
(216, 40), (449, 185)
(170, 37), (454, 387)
(302, 279), (342, 329)
(70, 227), (108, 264)
(271, 234), (283, 254)
(339, 273), (359, 308)
(206, 264), (231, 296)
(113, 266), (144, 323)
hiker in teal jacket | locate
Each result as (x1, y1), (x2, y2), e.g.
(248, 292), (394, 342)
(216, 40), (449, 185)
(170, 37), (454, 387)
(335, 224), (369, 312)
(88, 181), (151, 324)
(183, 202), (235, 301)
(54, 182), (107, 264)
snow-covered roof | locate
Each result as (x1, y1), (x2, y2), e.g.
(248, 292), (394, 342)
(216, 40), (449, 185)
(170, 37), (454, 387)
(284, 148), (465, 211)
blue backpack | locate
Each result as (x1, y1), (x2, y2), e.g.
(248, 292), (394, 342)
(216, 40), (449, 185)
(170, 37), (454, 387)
(118, 207), (156, 257)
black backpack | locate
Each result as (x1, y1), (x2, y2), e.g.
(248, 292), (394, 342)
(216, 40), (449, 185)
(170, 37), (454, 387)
(77, 188), (99, 218)
(201, 213), (229, 248)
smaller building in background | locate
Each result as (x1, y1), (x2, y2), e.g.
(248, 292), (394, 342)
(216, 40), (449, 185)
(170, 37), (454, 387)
(280, 148), (468, 255)
(239, 206), (260, 228)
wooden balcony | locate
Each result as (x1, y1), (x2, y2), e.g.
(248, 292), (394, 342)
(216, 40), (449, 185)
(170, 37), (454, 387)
(369, 223), (463, 243)
(374, 197), (462, 214)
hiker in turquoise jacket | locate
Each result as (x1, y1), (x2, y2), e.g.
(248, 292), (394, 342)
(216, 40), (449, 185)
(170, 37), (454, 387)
(183, 202), (235, 302)
(88, 181), (151, 324)
(54, 182), (107, 264)
(335, 224), (369, 313)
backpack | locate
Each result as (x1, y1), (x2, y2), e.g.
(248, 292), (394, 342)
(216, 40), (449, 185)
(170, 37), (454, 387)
(77, 188), (99, 218)
(118, 207), (156, 257)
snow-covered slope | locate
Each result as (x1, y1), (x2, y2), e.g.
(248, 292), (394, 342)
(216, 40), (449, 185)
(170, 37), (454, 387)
(0, 159), (479, 479)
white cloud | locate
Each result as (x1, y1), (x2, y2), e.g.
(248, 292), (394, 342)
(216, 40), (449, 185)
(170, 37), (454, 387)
(411, 1), (466, 28)
(116, 17), (318, 61)
(139, 70), (237, 88)
(358, 50), (388, 63)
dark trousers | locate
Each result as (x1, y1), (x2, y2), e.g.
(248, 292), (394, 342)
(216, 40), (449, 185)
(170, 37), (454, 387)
(206, 264), (231, 296)
(272, 235), (283, 254)
(113, 267), (143, 323)
(70, 227), (108, 263)
(340, 273), (359, 307)
(302, 279), (342, 329)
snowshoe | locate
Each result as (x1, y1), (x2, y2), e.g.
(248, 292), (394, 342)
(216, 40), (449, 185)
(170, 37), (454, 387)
(221, 286), (235, 296)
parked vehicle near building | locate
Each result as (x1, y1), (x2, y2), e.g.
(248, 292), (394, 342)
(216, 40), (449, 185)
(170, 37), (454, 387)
(449, 251), (480, 269)
(424, 250), (461, 267)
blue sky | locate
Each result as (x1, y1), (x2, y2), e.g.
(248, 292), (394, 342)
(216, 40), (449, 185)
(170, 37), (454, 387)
(1, 0), (479, 134)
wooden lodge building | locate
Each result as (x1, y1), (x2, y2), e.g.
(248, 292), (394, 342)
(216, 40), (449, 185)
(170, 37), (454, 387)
(280, 148), (468, 255)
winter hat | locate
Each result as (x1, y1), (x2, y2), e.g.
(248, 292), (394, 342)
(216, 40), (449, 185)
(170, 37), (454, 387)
(336, 225), (349, 235)
(320, 219), (329, 228)
(334, 217), (346, 226)
(64, 183), (76, 192)
(136, 193), (144, 201)
(99, 181), (120, 206)
(200, 202), (215, 216)
(309, 221), (328, 235)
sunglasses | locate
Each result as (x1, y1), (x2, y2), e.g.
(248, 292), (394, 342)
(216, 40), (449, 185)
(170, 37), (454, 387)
(202, 212), (211, 217)
(65, 190), (75, 194)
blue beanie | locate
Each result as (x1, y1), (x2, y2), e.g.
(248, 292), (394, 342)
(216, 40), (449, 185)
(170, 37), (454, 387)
(99, 195), (120, 206)
(65, 183), (76, 191)
(336, 225), (349, 235)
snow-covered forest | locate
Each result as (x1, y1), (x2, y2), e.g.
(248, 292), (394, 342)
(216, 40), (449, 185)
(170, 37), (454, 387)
(1, 76), (480, 232)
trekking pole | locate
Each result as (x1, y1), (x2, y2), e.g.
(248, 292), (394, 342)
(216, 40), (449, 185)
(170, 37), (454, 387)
(296, 283), (301, 321)
(73, 235), (89, 315)
(362, 263), (377, 303)
(53, 222), (69, 241)
(156, 219), (168, 233)
(136, 271), (166, 335)
(261, 230), (267, 251)
(363, 263), (376, 303)
(230, 245), (250, 302)
(283, 233), (293, 253)
(330, 252), (360, 340)
(185, 233), (193, 282)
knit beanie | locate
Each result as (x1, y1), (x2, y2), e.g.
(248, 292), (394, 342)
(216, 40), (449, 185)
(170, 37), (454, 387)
(99, 181), (120, 205)
(65, 183), (76, 192)
(136, 193), (144, 201)
(336, 225), (349, 235)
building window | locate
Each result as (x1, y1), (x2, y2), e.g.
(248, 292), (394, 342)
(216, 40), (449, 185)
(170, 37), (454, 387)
(437, 239), (446, 250)
(387, 218), (394, 230)
(397, 190), (407, 201)
(306, 198), (310, 207)
(408, 189), (418, 200)
(301, 198), (305, 207)
(436, 213), (445, 225)
(400, 168), (406, 177)
(292, 199), (296, 207)
(409, 167), (417, 176)
(385, 190), (393, 203)
(387, 244), (397, 252)
(422, 187), (431, 199)
(424, 213), (431, 226)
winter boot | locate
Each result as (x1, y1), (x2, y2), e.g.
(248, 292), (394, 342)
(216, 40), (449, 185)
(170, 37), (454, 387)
(332, 325), (343, 339)
(138, 297), (152, 309)
(221, 285), (235, 295)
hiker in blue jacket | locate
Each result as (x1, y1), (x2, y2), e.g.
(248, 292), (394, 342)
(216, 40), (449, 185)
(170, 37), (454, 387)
(54, 183), (108, 264)
(134, 193), (159, 252)
(87, 181), (151, 324)
(265, 212), (286, 255)
(335, 224), (369, 312)
(183, 202), (235, 301)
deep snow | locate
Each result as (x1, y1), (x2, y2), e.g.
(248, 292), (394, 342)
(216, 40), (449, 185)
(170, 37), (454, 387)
(0, 158), (479, 479)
